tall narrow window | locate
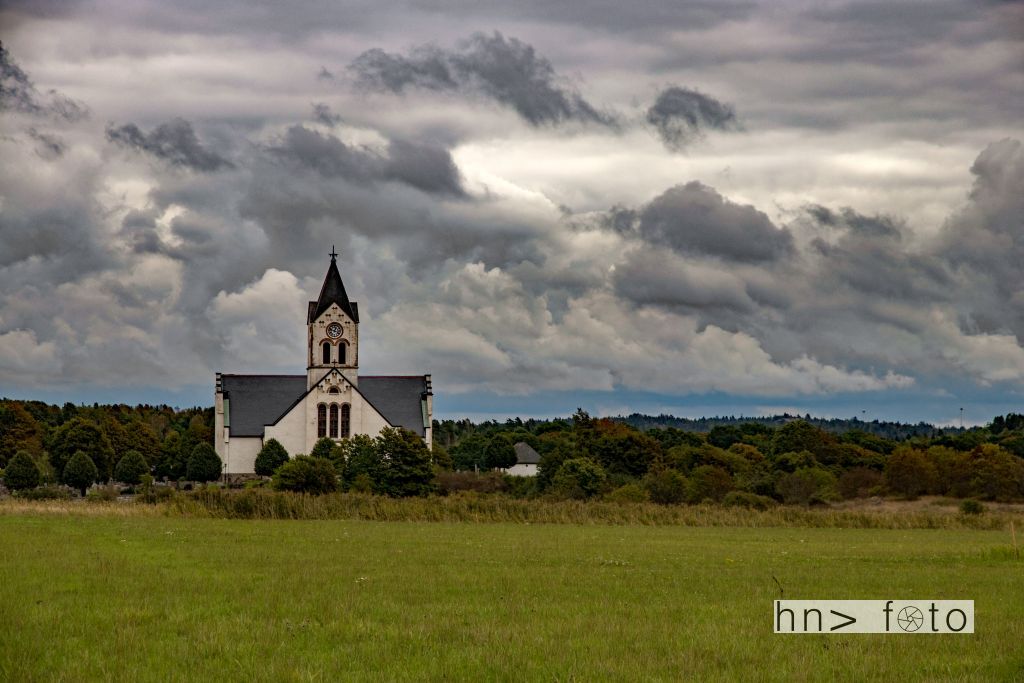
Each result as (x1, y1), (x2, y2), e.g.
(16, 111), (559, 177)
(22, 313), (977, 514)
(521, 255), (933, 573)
(341, 404), (351, 438)
(322, 342), (331, 364)
(329, 404), (339, 438)
(317, 404), (327, 438)
(339, 343), (347, 364)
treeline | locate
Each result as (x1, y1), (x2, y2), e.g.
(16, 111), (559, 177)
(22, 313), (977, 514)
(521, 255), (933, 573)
(0, 399), (216, 494)
(3, 397), (1024, 508)
(434, 409), (1024, 505)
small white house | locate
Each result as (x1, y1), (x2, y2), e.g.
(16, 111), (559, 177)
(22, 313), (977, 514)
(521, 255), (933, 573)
(504, 442), (540, 477)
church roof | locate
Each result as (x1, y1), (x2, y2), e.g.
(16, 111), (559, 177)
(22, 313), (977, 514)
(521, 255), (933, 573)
(309, 254), (359, 323)
(360, 376), (430, 437)
(220, 373), (429, 438)
(220, 375), (308, 437)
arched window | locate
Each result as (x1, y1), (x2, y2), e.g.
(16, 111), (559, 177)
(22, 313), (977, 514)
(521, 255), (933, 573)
(322, 342), (331, 364)
(317, 404), (327, 438)
(339, 342), (347, 365)
(341, 404), (351, 439)
(329, 404), (339, 438)
(328, 386), (340, 394)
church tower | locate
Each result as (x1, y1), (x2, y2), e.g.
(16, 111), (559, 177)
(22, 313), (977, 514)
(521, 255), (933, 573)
(307, 248), (359, 389)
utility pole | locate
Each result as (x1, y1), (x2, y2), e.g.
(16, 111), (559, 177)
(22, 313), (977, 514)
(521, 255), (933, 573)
(960, 407), (964, 430)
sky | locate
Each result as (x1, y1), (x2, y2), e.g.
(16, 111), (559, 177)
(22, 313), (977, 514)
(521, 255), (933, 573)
(0, 0), (1022, 425)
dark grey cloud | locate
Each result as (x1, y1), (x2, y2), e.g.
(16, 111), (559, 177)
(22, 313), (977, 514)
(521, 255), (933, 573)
(311, 102), (342, 127)
(350, 32), (616, 128)
(646, 86), (739, 151)
(27, 128), (66, 159)
(612, 181), (794, 263)
(0, 41), (87, 121)
(106, 118), (234, 172)
(269, 125), (466, 197)
(937, 138), (1024, 338)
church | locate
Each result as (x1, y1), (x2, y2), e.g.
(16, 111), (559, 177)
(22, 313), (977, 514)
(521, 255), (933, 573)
(213, 251), (433, 475)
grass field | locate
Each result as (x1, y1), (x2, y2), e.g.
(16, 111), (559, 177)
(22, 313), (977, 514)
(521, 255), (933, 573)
(0, 512), (1022, 681)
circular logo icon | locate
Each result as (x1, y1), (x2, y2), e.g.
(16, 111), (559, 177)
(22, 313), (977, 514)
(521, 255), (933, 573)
(896, 606), (924, 632)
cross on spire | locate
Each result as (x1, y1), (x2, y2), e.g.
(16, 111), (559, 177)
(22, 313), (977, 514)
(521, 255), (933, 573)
(329, 245), (338, 261)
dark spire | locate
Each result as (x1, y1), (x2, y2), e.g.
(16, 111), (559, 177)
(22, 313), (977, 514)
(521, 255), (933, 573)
(310, 250), (358, 323)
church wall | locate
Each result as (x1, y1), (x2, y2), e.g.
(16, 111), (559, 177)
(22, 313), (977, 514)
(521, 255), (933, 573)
(223, 437), (262, 475)
(264, 401), (308, 460)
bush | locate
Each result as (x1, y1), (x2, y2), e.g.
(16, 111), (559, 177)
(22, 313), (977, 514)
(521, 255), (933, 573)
(272, 456), (338, 494)
(722, 491), (778, 510)
(776, 467), (838, 506)
(114, 450), (149, 485)
(960, 499), (985, 515)
(62, 451), (99, 496)
(3, 450), (40, 491)
(435, 470), (508, 494)
(15, 484), (72, 500)
(86, 484), (119, 502)
(309, 437), (335, 460)
(642, 468), (687, 505)
(838, 467), (884, 499)
(687, 465), (734, 503)
(885, 447), (937, 498)
(551, 457), (607, 500)
(254, 439), (289, 477)
(186, 443), (223, 483)
(605, 483), (650, 504)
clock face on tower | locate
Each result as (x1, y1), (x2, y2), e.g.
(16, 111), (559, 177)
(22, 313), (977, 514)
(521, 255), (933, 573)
(326, 323), (342, 339)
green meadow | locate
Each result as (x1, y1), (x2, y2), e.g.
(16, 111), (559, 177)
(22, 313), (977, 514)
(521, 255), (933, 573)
(0, 512), (1021, 681)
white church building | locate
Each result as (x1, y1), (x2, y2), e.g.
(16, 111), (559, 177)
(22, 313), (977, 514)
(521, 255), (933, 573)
(214, 251), (433, 475)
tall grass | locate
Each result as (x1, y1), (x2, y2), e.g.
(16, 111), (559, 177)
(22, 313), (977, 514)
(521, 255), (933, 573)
(171, 489), (1024, 528)
(3, 489), (1023, 528)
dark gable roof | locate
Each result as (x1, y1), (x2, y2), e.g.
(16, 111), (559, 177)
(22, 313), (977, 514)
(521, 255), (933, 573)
(309, 257), (359, 323)
(221, 375), (306, 437)
(359, 376), (428, 436)
(222, 373), (427, 438)
(514, 442), (541, 465)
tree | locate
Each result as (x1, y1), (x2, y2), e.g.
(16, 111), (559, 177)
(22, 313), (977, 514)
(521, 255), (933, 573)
(377, 427), (434, 497)
(885, 447), (937, 498)
(254, 439), (289, 476)
(642, 467), (688, 505)
(687, 465), (734, 503)
(62, 451), (99, 496)
(0, 402), (42, 467)
(4, 450), (40, 491)
(272, 455), (338, 494)
(776, 467), (838, 505)
(309, 437), (335, 460)
(186, 443), (222, 483)
(156, 431), (187, 480)
(431, 443), (453, 470)
(707, 425), (742, 449)
(114, 450), (150, 485)
(483, 434), (517, 470)
(967, 444), (1024, 501)
(48, 417), (115, 482)
(551, 457), (607, 499)
(450, 432), (488, 471)
(336, 434), (383, 491)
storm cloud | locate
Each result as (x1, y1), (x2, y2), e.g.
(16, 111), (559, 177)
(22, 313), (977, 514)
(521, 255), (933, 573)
(611, 182), (794, 263)
(106, 119), (234, 172)
(646, 87), (739, 150)
(350, 32), (616, 128)
(0, 42), (86, 121)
